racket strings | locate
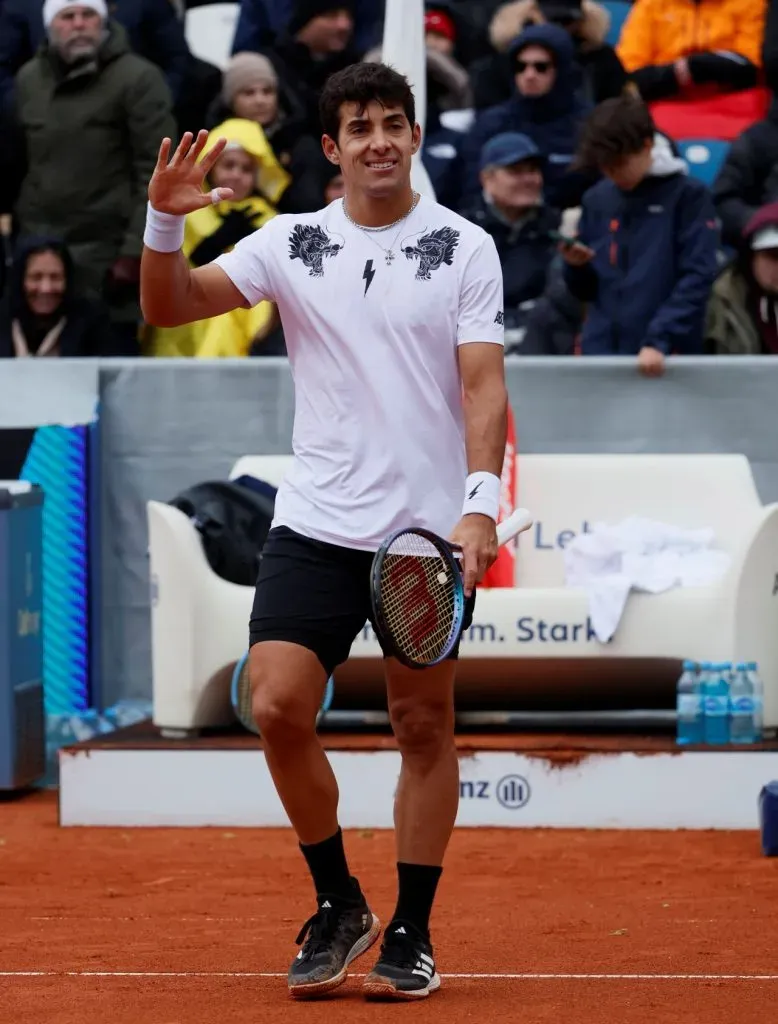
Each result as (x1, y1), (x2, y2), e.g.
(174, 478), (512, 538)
(379, 534), (459, 663)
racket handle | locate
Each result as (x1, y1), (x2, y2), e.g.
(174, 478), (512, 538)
(496, 507), (533, 547)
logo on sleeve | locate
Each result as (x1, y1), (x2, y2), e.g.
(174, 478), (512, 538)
(288, 224), (343, 278)
(494, 310), (504, 325)
(402, 226), (460, 281)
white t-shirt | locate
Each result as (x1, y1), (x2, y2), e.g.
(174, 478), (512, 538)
(214, 194), (504, 551)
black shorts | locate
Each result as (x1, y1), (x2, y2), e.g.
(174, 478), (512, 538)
(249, 525), (476, 677)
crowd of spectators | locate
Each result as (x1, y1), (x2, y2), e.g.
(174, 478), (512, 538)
(1, 0), (778, 369)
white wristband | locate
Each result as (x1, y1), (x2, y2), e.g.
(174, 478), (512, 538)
(143, 201), (185, 253)
(462, 471), (500, 521)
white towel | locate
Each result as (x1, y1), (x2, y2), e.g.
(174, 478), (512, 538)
(563, 517), (731, 643)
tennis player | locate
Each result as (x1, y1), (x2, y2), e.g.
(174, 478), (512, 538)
(141, 62), (507, 1001)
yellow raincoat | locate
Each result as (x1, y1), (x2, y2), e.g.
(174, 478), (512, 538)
(148, 119), (290, 358)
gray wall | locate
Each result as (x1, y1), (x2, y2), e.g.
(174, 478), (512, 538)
(57, 358), (778, 704)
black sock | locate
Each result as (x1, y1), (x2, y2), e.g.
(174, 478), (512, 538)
(299, 828), (355, 901)
(390, 862), (443, 939)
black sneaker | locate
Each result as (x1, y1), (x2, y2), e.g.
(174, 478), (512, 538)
(288, 887), (380, 999)
(363, 920), (441, 1000)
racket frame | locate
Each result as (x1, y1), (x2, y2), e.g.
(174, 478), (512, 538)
(369, 508), (534, 670)
(370, 525), (467, 670)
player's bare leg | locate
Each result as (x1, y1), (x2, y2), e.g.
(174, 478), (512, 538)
(363, 658), (456, 999)
(250, 641), (380, 998)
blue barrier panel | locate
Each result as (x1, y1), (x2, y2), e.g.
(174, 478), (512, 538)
(0, 484), (45, 790)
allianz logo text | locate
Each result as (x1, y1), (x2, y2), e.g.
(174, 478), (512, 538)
(460, 775), (531, 809)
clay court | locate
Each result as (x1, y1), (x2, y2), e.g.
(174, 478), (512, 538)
(1, 790), (775, 1024)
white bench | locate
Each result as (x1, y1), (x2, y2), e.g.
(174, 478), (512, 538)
(147, 453), (778, 732)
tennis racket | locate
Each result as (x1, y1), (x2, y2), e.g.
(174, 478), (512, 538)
(230, 650), (335, 735)
(370, 507), (533, 669)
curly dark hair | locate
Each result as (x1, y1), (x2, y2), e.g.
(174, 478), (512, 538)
(319, 62), (416, 141)
(574, 94), (656, 171)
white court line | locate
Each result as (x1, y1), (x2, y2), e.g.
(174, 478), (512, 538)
(1, 971), (777, 981)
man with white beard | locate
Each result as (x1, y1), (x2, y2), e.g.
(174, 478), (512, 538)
(13, 0), (175, 353)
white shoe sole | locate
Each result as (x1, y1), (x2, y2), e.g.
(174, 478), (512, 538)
(363, 970), (442, 1000)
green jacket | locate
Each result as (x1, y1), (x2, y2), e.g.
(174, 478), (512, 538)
(15, 22), (175, 291)
(704, 264), (762, 355)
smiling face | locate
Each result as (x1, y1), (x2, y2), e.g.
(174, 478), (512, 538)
(322, 100), (420, 199)
(24, 250), (67, 317)
(210, 147), (258, 201)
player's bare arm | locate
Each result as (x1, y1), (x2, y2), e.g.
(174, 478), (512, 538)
(450, 341), (509, 596)
(140, 130), (250, 328)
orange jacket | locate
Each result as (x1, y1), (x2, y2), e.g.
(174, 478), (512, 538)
(616, 0), (767, 73)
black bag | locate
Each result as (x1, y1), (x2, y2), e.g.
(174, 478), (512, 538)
(169, 478), (277, 586)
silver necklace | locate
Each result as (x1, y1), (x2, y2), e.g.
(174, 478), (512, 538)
(341, 192), (421, 265)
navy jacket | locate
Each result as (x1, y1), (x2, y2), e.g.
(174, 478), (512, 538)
(0, 0), (188, 108)
(565, 139), (719, 356)
(458, 195), (560, 332)
(460, 24), (593, 210)
(232, 0), (384, 55)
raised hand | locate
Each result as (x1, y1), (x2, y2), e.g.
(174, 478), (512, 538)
(148, 130), (233, 216)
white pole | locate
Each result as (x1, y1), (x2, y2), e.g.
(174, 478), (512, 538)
(381, 0), (436, 199)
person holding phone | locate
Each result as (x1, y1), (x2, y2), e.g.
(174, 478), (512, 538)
(558, 95), (719, 375)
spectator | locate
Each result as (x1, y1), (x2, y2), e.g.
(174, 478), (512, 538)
(460, 23), (593, 209)
(417, 6), (473, 111)
(362, 13), (473, 209)
(261, 1), (361, 135)
(148, 119), (278, 358)
(323, 163), (346, 203)
(560, 95), (719, 372)
(521, 253), (584, 353)
(617, 0), (766, 103)
(439, 0), (508, 67)
(207, 52), (329, 212)
(713, 99), (778, 248)
(458, 132), (560, 351)
(473, 0), (627, 110)
(705, 201), (778, 354)
(13, 0), (176, 353)
(0, 236), (116, 357)
(231, 0), (383, 55)
(0, 0), (188, 113)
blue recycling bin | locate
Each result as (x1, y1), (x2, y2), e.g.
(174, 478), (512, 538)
(0, 483), (45, 790)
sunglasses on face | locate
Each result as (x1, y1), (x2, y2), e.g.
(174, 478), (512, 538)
(516, 59), (552, 73)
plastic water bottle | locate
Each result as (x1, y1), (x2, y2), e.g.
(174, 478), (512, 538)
(676, 660), (704, 745)
(703, 663), (730, 745)
(729, 662), (756, 744)
(748, 662), (764, 742)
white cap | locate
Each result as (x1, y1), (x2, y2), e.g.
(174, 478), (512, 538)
(751, 225), (778, 252)
(43, 0), (108, 29)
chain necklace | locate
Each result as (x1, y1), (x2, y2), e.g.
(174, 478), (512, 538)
(341, 191), (421, 265)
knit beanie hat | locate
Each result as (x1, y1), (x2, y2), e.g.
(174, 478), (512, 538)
(288, 0), (354, 36)
(43, 0), (107, 29)
(222, 52), (279, 106)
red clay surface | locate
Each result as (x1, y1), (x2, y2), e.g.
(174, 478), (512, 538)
(1, 790), (776, 1023)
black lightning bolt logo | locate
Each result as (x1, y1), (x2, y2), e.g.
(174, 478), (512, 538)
(468, 481), (482, 500)
(363, 258), (375, 295)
